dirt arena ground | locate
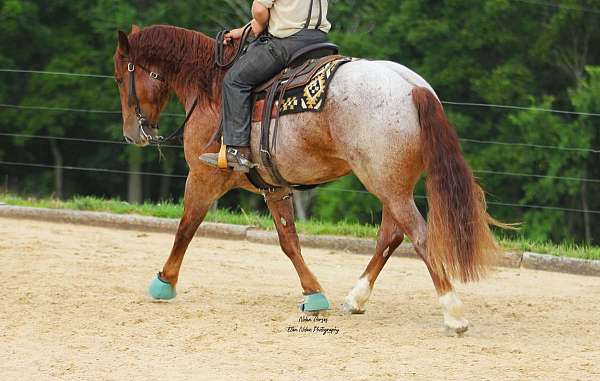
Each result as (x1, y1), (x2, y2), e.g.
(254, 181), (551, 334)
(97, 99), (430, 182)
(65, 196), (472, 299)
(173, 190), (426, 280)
(1, 217), (599, 380)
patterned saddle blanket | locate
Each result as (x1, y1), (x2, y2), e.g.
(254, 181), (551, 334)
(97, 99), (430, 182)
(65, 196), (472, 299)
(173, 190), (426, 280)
(251, 56), (353, 122)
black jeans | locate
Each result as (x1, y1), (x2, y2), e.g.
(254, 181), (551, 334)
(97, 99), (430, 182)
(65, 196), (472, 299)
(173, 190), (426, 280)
(221, 29), (327, 146)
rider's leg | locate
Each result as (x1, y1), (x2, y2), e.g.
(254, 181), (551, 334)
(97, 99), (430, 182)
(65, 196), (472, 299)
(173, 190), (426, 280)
(199, 37), (286, 171)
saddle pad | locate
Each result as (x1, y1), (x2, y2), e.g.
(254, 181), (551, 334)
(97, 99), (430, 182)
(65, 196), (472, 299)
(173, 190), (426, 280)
(252, 57), (353, 123)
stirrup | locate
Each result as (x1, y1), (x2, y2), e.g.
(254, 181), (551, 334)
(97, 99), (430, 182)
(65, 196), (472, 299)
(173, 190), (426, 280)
(226, 147), (257, 172)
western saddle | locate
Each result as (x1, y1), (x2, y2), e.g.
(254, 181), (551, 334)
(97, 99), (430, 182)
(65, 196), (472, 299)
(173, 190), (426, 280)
(243, 42), (341, 192)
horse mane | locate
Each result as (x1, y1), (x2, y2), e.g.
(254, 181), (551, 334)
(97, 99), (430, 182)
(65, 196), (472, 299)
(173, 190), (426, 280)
(128, 25), (225, 104)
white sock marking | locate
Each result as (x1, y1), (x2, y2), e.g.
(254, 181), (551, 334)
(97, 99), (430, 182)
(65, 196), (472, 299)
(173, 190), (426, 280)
(439, 291), (469, 331)
(345, 277), (372, 311)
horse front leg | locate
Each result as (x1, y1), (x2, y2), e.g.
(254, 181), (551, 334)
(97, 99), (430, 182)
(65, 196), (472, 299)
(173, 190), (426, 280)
(148, 170), (229, 300)
(265, 190), (329, 312)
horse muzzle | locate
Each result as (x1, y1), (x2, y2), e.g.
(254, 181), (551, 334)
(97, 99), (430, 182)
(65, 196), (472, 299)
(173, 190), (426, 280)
(124, 119), (159, 147)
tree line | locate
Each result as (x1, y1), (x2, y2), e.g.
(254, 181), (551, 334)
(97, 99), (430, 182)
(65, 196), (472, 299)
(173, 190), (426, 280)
(0, 0), (598, 244)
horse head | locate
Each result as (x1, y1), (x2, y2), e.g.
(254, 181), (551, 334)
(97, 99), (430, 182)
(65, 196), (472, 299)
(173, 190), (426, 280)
(113, 25), (170, 146)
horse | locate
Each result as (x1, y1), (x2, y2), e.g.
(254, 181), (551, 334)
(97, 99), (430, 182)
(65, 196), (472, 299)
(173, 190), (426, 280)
(113, 24), (503, 335)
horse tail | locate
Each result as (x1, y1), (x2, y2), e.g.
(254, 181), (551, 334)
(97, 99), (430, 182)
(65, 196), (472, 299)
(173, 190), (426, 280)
(411, 86), (502, 283)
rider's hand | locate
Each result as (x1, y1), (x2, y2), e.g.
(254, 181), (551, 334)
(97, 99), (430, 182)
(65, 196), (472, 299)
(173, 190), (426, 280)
(250, 19), (265, 37)
(224, 27), (244, 45)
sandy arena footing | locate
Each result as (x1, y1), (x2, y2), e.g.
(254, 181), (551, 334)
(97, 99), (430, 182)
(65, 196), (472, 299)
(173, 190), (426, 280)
(1, 218), (599, 380)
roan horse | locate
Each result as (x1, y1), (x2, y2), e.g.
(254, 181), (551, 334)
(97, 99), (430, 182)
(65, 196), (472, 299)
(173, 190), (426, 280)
(114, 24), (503, 335)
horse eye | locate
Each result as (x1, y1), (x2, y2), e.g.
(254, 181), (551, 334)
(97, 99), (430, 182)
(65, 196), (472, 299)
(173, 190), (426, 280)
(115, 78), (124, 85)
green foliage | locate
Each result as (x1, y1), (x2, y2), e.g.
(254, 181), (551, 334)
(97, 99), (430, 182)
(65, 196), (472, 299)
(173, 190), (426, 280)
(0, 0), (599, 246)
(311, 175), (381, 225)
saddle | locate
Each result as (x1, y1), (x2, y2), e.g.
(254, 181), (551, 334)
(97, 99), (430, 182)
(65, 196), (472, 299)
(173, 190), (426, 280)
(243, 42), (352, 192)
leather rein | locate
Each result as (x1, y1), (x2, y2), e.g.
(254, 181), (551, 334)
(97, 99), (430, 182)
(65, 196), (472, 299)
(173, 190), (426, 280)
(124, 60), (198, 145)
(214, 23), (254, 69)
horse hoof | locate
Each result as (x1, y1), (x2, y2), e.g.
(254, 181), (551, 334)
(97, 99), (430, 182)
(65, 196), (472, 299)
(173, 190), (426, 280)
(148, 273), (176, 300)
(341, 301), (366, 315)
(444, 319), (469, 337)
(299, 292), (330, 312)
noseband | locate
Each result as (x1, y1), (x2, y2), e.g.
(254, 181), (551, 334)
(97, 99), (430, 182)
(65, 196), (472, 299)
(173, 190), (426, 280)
(124, 61), (198, 145)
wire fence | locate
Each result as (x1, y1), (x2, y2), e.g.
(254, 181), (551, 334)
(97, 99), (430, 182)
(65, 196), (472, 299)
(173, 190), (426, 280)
(0, 160), (187, 179)
(1, 131), (598, 184)
(0, 103), (185, 117)
(460, 138), (600, 154)
(473, 169), (600, 184)
(0, 68), (113, 79)
(2, 67), (599, 154)
(2, 67), (600, 117)
(1, 67), (599, 216)
(442, 101), (600, 117)
(510, 0), (600, 15)
(1, 108), (599, 155)
(1, 159), (600, 215)
(0, 132), (183, 148)
(318, 187), (600, 215)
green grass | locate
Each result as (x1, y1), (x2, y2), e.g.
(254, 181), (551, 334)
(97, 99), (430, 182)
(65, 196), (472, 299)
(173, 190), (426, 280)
(1, 194), (599, 260)
(496, 236), (600, 261)
(0, 194), (379, 238)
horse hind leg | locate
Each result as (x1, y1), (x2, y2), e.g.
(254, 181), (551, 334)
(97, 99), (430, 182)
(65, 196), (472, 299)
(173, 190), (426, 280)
(342, 206), (405, 314)
(388, 198), (469, 336)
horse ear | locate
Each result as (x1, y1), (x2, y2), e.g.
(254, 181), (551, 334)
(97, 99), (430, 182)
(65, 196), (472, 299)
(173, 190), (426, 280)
(131, 24), (140, 34)
(117, 30), (130, 56)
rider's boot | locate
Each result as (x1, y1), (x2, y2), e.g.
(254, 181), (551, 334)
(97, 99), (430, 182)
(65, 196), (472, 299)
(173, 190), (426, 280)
(199, 146), (256, 173)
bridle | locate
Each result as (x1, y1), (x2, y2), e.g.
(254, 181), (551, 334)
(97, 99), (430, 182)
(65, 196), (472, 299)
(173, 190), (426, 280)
(120, 23), (256, 146)
(125, 62), (165, 143)
(123, 60), (198, 145)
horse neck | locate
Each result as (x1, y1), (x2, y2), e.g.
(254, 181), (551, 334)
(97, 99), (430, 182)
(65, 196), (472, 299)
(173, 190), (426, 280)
(165, 46), (224, 114)
(168, 55), (225, 149)
(168, 58), (225, 114)
(130, 26), (241, 147)
(132, 26), (226, 115)
(169, 71), (223, 150)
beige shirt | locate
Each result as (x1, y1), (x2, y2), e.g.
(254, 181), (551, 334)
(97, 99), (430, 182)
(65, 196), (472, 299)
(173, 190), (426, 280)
(255, 0), (331, 38)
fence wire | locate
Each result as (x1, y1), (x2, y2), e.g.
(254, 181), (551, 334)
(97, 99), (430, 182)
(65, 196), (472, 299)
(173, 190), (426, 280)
(1, 160), (599, 215)
(2, 67), (600, 216)
(3, 68), (600, 117)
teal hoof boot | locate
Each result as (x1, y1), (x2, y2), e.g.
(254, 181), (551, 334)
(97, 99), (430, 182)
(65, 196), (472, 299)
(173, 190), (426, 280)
(148, 273), (176, 300)
(299, 292), (330, 312)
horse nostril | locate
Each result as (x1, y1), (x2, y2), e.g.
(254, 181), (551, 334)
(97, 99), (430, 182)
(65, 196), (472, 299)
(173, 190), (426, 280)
(124, 136), (134, 144)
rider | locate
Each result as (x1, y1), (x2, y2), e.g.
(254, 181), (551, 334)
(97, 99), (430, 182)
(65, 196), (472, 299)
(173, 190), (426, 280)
(199, 0), (331, 172)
